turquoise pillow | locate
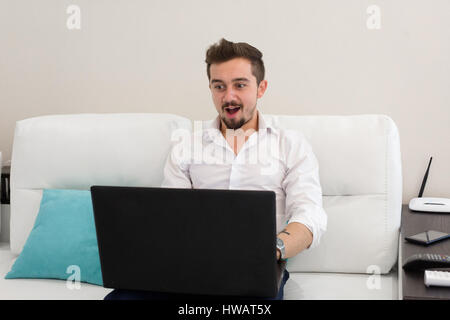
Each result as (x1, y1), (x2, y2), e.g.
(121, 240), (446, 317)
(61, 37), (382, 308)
(5, 189), (103, 286)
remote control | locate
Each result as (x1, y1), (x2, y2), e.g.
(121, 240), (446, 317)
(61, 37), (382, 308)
(402, 253), (450, 271)
(425, 270), (450, 287)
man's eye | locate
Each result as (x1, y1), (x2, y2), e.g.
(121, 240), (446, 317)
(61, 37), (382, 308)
(214, 85), (224, 90)
(236, 83), (246, 88)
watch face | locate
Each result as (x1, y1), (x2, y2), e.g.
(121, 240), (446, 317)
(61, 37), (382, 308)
(277, 238), (283, 247)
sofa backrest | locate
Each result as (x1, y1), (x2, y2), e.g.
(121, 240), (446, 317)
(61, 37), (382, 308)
(9, 113), (192, 255)
(9, 113), (402, 274)
(265, 114), (402, 274)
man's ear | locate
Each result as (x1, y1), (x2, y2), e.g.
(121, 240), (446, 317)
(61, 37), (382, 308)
(257, 80), (268, 99)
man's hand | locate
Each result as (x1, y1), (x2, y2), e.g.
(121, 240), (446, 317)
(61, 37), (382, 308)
(276, 249), (281, 261)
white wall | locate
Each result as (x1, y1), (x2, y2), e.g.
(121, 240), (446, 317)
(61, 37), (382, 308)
(0, 0), (449, 203)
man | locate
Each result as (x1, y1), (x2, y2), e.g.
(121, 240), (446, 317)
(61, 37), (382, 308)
(105, 38), (327, 300)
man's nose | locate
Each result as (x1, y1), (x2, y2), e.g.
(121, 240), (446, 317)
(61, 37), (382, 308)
(223, 87), (237, 103)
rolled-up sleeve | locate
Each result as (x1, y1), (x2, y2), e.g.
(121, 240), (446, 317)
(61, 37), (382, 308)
(281, 131), (327, 250)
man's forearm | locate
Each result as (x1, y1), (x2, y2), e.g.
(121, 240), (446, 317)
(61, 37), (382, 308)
(276, 222), (313, 260)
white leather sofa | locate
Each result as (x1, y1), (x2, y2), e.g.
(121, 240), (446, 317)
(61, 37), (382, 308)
(0, 112), (402, 299)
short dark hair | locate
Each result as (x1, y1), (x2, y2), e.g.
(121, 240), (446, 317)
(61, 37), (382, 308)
(205, 38), (265, 85)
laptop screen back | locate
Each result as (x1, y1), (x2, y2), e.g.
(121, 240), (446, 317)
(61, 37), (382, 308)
(91, 186), (278, 298)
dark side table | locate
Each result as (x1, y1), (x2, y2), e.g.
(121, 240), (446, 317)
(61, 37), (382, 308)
(400, 204), (450, 300)
(1, 165), (10, 204)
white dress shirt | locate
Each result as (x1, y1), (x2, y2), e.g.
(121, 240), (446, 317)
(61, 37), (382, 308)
(161, 110), (327, 250)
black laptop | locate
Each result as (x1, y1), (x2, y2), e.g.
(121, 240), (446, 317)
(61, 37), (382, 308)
(90, 185), (283, 298)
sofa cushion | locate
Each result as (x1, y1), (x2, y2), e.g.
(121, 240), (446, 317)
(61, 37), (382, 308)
(264, 114), (402, 274)
(284, 270), (398, 300)
(0, 242), (111, 300)
(9, 113), (192, 255)
(0, 242), (397, 300)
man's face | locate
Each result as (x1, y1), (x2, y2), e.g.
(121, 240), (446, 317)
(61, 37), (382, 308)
(209, 57), (267, 130)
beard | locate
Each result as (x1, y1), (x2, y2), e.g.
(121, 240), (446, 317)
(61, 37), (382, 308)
(221, 101), (256, 130)
(222, 116), (247, 130)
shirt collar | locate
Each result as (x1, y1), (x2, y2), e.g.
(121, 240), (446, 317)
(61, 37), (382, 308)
(203, 109), (279, 142)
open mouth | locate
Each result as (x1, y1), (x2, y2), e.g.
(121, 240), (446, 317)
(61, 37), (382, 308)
(225, 106), (241, 117)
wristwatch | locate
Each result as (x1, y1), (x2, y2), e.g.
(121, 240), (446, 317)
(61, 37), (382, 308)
(276, 237), (286, 260)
